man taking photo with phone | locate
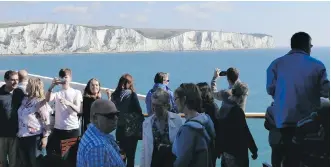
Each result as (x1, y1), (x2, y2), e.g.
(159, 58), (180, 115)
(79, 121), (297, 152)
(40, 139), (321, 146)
(211, 67), (248, 112)
(210, 67), (258, 167)
(45, 68), (83, 161)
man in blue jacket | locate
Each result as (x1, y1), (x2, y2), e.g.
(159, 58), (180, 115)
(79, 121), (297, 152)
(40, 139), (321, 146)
(266, 32), (330, 167)
(146, 72), (178, 116)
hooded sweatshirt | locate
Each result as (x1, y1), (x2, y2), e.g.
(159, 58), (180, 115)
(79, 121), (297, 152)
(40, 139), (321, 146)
(172, 113), (216, 167)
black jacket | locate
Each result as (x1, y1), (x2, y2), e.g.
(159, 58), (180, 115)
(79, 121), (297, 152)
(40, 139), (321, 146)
(0, 85), (25, 137)
(217, 105), (258, 156)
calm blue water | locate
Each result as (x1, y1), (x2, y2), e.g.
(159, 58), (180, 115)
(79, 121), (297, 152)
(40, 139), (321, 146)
(0, 47), (329, 166)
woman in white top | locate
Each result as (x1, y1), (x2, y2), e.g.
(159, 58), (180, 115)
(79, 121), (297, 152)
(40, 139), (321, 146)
(17, 78), (52, 167)
(141, 88), (183, 167)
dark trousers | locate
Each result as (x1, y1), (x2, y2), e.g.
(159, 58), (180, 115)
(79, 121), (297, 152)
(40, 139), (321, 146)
(0, 137), (19, 167)
(271, 145), (282, 167)
(279, 128), (300, 167)
(121, 136), (138, 167)
(151, 145), (175, 167)
(18, 135), (42, 167)
(47, 128), (80, 155)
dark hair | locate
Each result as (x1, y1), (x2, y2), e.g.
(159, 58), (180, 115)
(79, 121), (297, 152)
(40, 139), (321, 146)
(83, 78), (101, 99)
(112, 74), (135, 99)
(154, 72), (168, 84)
(196, 82), (214, 112)
(226, 67), (239, 83)
(291, 32), (311, 52)
(175, 83), (202, 111)
(197, 82), (219, 119)
(4, 70), (18, 80)
(59, 68), (72, 78)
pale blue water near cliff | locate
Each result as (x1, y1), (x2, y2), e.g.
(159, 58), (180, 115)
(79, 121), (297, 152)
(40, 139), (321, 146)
(0, 47), (329, 166)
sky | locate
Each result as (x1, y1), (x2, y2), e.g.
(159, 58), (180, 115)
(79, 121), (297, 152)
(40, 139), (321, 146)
(0, 1), (329, 47)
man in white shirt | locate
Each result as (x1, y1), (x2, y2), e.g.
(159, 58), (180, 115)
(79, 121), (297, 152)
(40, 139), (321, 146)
(45, 68), (82, 156)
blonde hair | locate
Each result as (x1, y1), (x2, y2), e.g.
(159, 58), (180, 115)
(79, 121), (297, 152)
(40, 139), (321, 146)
(27, 78), (45, 99)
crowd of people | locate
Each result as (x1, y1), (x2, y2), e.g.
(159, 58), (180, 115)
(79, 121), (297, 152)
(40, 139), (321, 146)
(0, 31), (329, 167)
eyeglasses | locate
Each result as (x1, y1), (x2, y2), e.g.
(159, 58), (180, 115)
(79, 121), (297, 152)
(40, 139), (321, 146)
(95, 112), (119, 119)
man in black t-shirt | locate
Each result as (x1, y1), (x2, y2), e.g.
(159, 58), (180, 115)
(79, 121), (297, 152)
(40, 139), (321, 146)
(0, 70), (25, 167)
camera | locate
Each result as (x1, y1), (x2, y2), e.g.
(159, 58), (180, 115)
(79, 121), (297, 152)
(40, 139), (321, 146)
(219, 71), (227, 76)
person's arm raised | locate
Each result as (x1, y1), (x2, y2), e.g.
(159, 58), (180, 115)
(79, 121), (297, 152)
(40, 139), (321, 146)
(45, 78), (59, 102)
(211, 68), (226, 101)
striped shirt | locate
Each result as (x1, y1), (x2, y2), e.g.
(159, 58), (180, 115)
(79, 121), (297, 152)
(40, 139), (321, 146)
(77, 124), (125, 167)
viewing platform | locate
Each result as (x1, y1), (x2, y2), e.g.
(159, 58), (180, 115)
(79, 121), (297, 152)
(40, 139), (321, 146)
(0, 70), (270, 166)
(0, 70), (265, 118)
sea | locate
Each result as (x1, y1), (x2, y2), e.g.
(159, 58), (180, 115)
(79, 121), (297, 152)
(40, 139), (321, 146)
(0, 47), (329, 166)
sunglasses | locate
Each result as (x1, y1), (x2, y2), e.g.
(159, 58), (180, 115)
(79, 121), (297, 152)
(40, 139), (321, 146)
(95, 112), (119, 119)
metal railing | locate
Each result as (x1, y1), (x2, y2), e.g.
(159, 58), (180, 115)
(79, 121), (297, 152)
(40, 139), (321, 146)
(0, 70), (265, 118)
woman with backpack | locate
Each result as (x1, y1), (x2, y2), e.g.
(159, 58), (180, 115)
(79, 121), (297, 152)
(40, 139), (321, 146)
(111, 74), (144, 167)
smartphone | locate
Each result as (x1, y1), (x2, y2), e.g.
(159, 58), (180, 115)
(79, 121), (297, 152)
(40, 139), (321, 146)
(58, 78), (67, 84)
(219, 71), (227, 76)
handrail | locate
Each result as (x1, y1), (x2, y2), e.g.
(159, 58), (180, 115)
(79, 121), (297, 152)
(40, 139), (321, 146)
(143, 113), (265, 118)
(0, 70), (265, 118)
(26, 72), (148, 100)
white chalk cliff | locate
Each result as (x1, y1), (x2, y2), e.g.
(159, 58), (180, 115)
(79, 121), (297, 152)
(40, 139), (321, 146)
(0, 23), (274, 55)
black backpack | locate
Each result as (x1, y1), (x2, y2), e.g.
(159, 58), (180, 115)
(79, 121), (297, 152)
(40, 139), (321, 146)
(293, 106), (330, 167)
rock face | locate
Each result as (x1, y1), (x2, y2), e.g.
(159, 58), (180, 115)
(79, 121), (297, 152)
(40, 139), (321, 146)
(0, 23), (274, 55)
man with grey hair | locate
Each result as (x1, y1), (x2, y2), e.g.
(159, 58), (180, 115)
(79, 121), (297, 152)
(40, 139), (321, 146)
(18, 69), (28, 94)
(141, 88), (182, 167)
(77, 99), (125, 167)
(146, 72), (178, 116)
